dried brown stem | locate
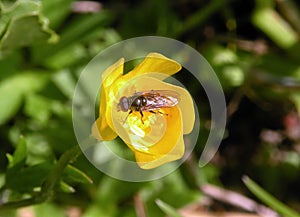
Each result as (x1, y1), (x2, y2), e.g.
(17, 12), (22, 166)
(200, 184), (279, 217)
(134, 194), (147, 217)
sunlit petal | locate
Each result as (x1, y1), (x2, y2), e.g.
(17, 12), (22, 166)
(102, 58), (124, 88)
(95, 58), (124, 140)
(131, 107), (184, 169)
(123, 53), (181, 80)
(91, 117), (117, 140)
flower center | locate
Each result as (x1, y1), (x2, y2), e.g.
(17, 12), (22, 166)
(126, 111), (167, 152)
(112, 108), (167, 152)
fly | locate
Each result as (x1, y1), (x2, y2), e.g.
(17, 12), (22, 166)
(117, 90), (180, 124)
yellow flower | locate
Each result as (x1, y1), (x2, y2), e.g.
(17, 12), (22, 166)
(92, 53), (195, 169)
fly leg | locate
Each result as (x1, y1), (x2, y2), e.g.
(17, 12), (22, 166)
(139, 110), (144, 124)
(149, 110), (168, 116)
(123, 110), (132, 124)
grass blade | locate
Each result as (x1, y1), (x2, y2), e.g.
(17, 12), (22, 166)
(243, 176), (300, 217)
(155, 199), (183, 217)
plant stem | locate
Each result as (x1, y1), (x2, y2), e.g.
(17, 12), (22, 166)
(40, 145), (81, 200)
(0, 145), (82, 211)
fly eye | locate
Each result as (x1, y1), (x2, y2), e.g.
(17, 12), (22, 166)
(118, 96), (129, 112)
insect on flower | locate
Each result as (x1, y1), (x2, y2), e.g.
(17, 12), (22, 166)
(92, 53), (195, 169)
(117, 90), (180, 124)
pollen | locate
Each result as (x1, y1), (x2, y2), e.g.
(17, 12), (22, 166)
(126, 112), (153, 137)
(120, 111), (167, 150)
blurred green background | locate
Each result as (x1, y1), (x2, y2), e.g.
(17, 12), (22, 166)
(0, 0), (300, 216)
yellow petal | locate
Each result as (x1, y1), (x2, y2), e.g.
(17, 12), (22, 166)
(164, 82), (195, 134)
(102, 58), (125, 88)
(123, 53), (181, 80)
(135, 137), (185, 170)
(91, 117), (117, 140)
(132, 107), (184, 169)
(92, 54), (194, 170)
(92, 58), (124, 141)
(110, 75), (189, 169)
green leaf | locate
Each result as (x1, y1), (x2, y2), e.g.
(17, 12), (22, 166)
(202, 44), (245, 89)
(44, 43), (87, 70)
(6, 136), (27, 168)
(243, 176), (300, 217)
(0, 84), (22, 125)
(290, 94), (300, 115)
(32, 10), (112, 64)
(252, 1), (298, 49)
(0, 52), (21, 81)
(24, 94), (52, 124)
(0, 0), (58, 55)
(41, 0), (75, 29)
(174, 0), (233, 37)
(59, 180), (75, 193)
(52, 70), (76, 99)
(0, 210), (16, 217)
(156, 199), (183, 217)
(6, 162), (53, 193)
(82, 204), (116, 217)
(25, 133), (55, 165)
(0, 72), (49, 124)
(34, 203), (65, 217)
(63, 164), (93, 185)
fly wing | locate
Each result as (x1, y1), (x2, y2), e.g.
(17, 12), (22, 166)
(140, 90), (180, 111)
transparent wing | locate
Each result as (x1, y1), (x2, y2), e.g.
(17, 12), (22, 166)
(134, 90), (180, 110)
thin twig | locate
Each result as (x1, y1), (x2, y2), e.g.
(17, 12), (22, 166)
(134, 194), (148, 217)
(227, 87), (245, 121)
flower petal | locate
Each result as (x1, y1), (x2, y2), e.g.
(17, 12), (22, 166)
(110, 75), (191, 169)
(123, 53), (181, 80)
(92, 117), (117, 140)
(92, 54), (195, 169)
(131, 107), (184, 169)
(102, 58), (125, 88)
(162, 80), (195, 134)
(92, 58), (124, 141)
